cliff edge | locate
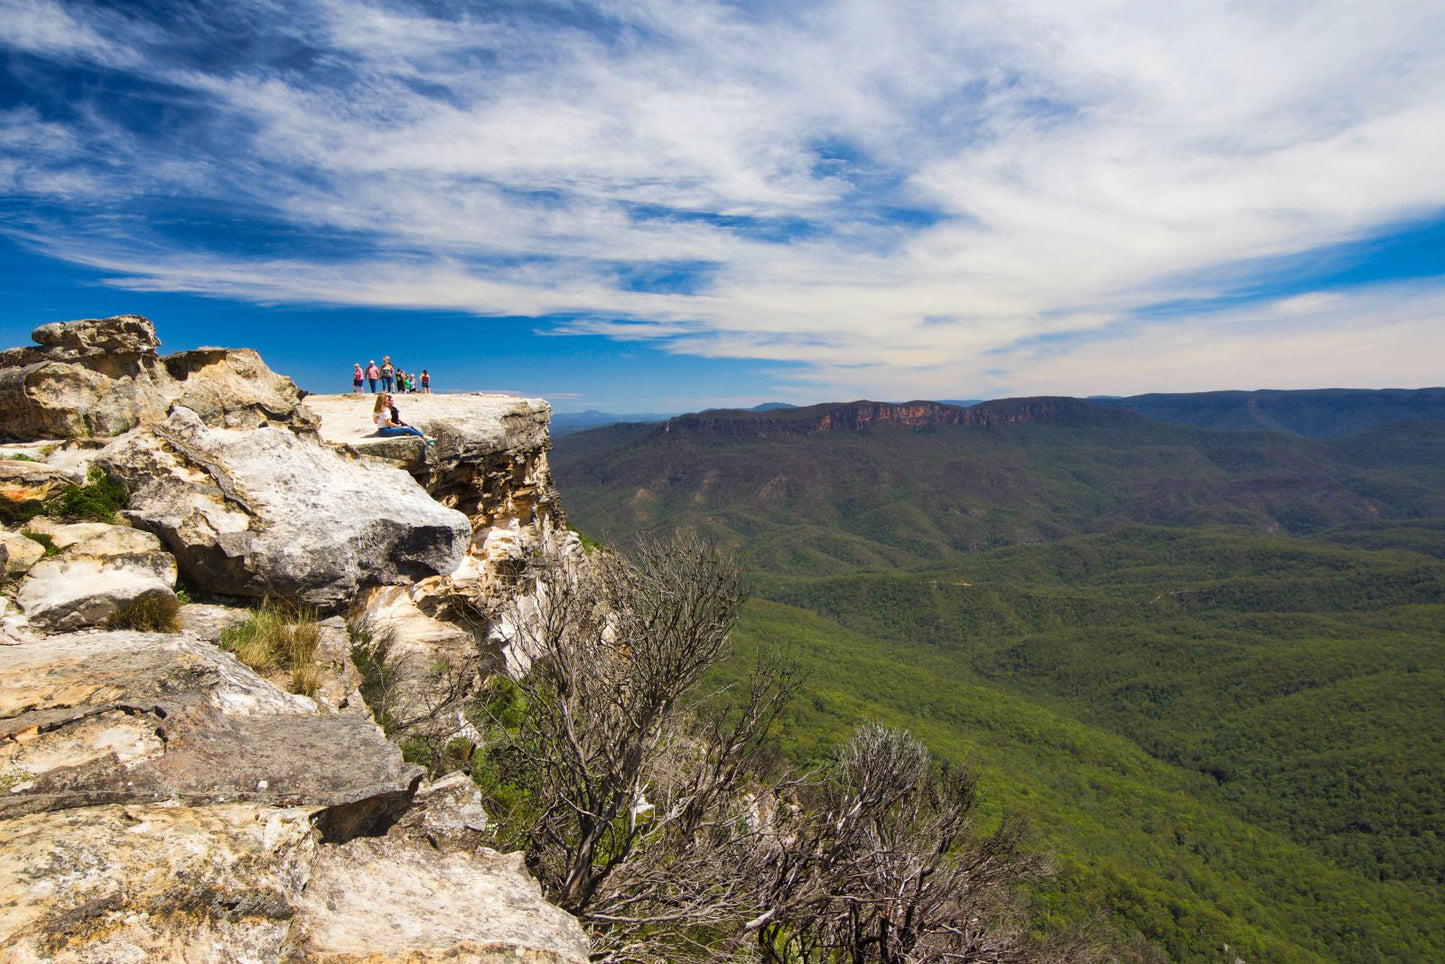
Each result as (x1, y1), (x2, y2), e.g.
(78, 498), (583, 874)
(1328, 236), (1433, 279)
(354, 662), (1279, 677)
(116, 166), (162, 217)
(0, 316), (589, 963)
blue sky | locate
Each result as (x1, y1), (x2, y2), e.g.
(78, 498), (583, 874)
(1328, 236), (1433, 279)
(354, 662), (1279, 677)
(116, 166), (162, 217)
(1, 0), (1442, 412)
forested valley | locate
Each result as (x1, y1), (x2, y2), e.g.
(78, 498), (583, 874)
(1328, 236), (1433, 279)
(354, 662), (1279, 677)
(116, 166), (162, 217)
(552, 392), (1445, 962)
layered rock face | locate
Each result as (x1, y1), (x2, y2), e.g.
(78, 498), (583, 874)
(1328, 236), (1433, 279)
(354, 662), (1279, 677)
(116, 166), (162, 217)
(0, 316), (590, 963)
(309, 393), (582, 716)
(0, 314), (317, 439)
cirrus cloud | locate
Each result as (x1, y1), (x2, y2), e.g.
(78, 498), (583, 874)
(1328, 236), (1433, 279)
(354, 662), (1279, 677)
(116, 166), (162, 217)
(1, 0), (1442, 401)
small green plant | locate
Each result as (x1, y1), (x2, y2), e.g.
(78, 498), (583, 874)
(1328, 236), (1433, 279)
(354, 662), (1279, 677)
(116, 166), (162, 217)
(2, 453), (38, 462)
(0, 498), (43, 527)
(220, 600), (324, 696)
(0, 767), (33, 793)
(106, 594), (180, 632)
(53, 466), (128, 523)
(20, 531), (59, 557)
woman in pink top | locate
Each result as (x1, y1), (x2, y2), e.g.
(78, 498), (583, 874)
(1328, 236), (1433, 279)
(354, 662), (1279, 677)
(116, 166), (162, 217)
(352, 363), (364, 394)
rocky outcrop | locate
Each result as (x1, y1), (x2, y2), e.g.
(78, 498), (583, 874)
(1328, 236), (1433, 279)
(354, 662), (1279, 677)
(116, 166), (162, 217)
(0, 316), (593, 962)
(311, 394), (582, 725)
(13, 521), (178, 632)
(0, 314), (315, 441)
(307, 393), (566, 535)
(100, 407), (472, 610)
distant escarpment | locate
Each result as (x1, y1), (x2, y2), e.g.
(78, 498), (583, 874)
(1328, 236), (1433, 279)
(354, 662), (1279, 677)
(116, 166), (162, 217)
(656, 396), (1135, 439)
(0, 315), (588, 963)
(1092, 386), (1445, 438)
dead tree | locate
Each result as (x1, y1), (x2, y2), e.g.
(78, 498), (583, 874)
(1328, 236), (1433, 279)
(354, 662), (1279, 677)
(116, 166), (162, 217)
(478, 534), (797, 961)
(746, 723), (1047, 964)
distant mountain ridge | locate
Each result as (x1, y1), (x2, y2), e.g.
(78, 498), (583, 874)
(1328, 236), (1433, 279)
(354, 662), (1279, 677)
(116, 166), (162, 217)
(655, 396), (1135, 439)
(1093, 387), (1445, 438)
(560, 387), (1445, 443)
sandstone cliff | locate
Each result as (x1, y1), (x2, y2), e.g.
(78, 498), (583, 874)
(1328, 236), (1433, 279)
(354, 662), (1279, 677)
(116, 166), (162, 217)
(0, 316), (589, 963)
(655, 396), (1139, 439)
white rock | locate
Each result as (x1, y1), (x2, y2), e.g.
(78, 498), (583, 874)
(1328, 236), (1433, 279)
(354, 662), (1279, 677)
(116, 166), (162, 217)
(0, 804), (317, 963)
(0, 530), (45, 576)
(99, 407), (471, 610)
(286, 841), (589, 963)
(16, 555), (176, 633)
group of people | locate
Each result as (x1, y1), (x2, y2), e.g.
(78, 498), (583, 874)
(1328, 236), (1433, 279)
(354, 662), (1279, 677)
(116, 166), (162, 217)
(351, 355), (437, 443)
(352, 355), (430, 395)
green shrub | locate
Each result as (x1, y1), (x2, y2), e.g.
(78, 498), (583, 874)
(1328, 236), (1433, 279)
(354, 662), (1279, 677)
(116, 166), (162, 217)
(20, 531), (59, 557)
(53, 466), (128, 523)
(107, 594), (180, 633)
(2, 453), (38, 462)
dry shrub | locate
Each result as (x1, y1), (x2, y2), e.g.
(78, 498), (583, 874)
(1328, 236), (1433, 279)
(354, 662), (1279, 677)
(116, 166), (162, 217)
(106, 593), (180, 633)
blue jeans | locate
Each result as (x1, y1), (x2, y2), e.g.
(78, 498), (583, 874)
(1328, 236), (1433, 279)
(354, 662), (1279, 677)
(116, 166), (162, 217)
(368, 378), (377, 392)
(382, 375), (394, 392)
(378, 425), (424, 438)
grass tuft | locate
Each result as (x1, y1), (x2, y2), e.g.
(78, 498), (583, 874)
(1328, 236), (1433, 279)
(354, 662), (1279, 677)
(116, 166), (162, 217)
(220, 599), (326, 696)
(20, 531), (59, 557)
(107, 593), (180, 632)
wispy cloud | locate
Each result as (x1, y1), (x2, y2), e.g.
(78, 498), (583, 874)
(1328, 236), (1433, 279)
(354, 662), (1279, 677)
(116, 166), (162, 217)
(1, 0), (1442, 399)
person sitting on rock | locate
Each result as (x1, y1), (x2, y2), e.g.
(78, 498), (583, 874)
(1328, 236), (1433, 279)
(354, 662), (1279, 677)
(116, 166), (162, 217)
(372, 394), (435, 443)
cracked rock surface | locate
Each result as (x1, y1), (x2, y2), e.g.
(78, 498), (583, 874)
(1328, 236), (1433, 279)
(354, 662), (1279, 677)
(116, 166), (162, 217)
(0, 631), (421, 828)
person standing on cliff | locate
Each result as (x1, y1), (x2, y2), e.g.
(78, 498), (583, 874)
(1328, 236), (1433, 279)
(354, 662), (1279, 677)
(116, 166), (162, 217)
(380, 357), (395, 394)
(352, 363), (364, 394)
(366, 360), (380, 393)
(421, 369), (430, 393)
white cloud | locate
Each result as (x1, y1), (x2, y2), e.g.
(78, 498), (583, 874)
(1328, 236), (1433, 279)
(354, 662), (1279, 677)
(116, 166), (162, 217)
(2, 0), (1443, 400)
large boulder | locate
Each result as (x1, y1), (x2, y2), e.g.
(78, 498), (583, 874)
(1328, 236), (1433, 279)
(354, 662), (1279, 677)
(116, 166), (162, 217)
(0, 631), (422, 832)
(31, 314), (160, 356)
(0, 529), (45, 577)
(164, 346), (321, 432)
(13, 522), (177, 633)
(0, 314), (315, 441)
(284, 775), (589, 963)
(99, 407), (472, 610)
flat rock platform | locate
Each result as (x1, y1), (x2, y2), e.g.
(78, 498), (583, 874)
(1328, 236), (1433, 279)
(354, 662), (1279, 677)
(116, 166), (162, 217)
(307, 393), (551, 451)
